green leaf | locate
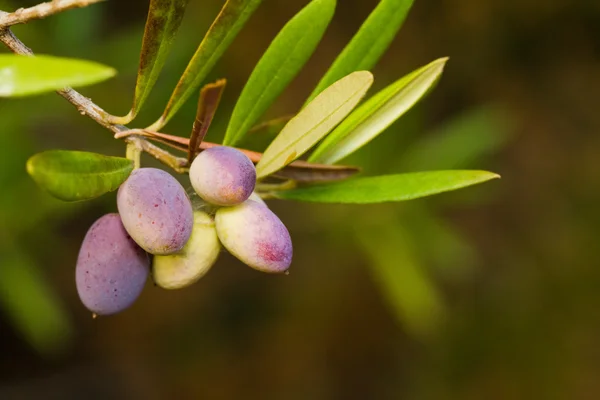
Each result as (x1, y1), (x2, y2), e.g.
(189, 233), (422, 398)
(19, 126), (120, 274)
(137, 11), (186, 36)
(274, 170), (499, 203)
(309, 58), (447, 164)
(255, 70), (373, 178)
(306, 0), (414, 103)
(124, 0), (190, 121)
(26, 150), (134, 202)
(223, 0), (336, 146)
(0, 54), (115, 97)
(150, 0), (263, 130)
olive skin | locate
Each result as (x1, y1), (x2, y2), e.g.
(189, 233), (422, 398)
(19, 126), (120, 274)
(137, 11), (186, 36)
(215, 200), (292, 273)
(117, 168), (193, 255)
(190, 146), (256, 206)
(76, 213), (149, 315)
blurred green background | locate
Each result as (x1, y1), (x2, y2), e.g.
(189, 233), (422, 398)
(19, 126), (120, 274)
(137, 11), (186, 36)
(1, 0), (599, 398)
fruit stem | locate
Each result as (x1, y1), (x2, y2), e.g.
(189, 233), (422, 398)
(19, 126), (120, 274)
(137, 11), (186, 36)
(126, 142), (141, 169)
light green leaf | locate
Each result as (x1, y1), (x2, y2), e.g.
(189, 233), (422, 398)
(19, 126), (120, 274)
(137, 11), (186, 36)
(122, 0), (190, 122)
(310, 58), (447, 164)
(0, 54), (115, 97)
(26, 150), (134, 202)
(150, 0), (263, 130)
(274, 170), (499, 203)
(255, 70), (373, 178)
(306, 0), (414, 103)
(223, 0), (336, 146)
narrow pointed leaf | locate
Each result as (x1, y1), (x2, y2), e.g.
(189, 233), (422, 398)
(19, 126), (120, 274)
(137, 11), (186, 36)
(26, 150), (134, 202)
(151, 0), (263, 130)
(310, 58), (447, 164)
(274, 170), (499, 203)
(255, 70), (373, 178)
(223, 0), (336, 146)
(306, 0), (414, 103)
(188, 79), (226, 163)
(125, 0), (190, 121)
(0, 54), (115, 97)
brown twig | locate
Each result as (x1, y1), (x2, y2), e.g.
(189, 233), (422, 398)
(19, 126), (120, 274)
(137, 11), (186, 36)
(0, 0), (104, 28)
(0, 26), (188, 172)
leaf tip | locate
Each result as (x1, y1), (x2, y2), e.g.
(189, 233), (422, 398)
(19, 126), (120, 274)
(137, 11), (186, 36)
(477, 170), (501, 182)
(356, 70), (374, 83)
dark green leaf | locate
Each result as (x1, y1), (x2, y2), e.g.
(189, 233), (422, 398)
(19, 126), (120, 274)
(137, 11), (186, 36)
(223, 0), (336, 146)
(274, 170), (499, 203)
(306, 0), (414, 103)
(26, 150), (134, 201)
(124, 0), (190, 122)
(150, 0), (263, 130)
(309, 58), (447, 164)
(0, 54), (115, 97)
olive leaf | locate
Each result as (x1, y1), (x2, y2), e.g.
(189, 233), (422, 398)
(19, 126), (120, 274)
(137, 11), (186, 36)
(150, 0), (263, 130)
(0, 54), (115, 97)
(255, 70), (373, 179)
(309, 58), (448, 164)
(223, 0), (336, 146)
(274, 170), (500, 203)
(26, 150), (134, 202)
(117, 0), (190, 123)
(306, 0), (414, 103)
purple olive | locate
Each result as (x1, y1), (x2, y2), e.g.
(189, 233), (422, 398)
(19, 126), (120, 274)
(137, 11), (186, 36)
(189, 146), (256, 206)
(76, 213), (149, 315)
(117, 168), (193, 255)
(215, 200), (292, 273)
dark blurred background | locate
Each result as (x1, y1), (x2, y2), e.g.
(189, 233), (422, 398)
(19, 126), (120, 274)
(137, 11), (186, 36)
(1, 0), (599, 398)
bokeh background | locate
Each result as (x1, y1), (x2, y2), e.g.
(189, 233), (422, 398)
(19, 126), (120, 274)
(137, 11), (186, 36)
(1, 0), (599, 398)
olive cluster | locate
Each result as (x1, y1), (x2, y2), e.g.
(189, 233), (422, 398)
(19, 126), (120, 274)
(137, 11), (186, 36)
(76, 147), (292, 316)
